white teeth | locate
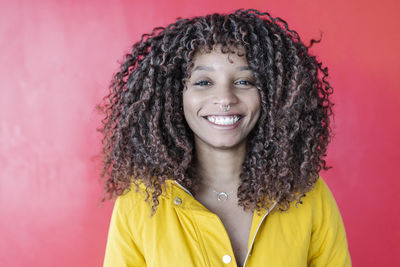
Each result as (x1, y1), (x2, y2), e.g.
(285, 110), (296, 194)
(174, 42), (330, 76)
(206, 115), (241, 125)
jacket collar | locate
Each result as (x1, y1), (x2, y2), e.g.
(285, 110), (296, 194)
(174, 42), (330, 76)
(169, 180), (277, 215)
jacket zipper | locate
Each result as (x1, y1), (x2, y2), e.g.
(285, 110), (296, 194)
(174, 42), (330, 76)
(242, 202), (277, 267)
(174, 181), (194, 197)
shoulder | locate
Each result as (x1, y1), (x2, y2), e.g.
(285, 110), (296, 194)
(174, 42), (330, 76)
(271, 177), (342, 228)
(306, 176), (334, 200)
(287, 177), (342, 226)
(303, 177), (342, 219)
(293, 176), (337, 210)
(114, 180), (173, 218)
(278, 177), (338, 211)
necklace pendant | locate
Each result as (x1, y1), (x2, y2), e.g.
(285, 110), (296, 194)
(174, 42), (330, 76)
(217, 192), (228, 201)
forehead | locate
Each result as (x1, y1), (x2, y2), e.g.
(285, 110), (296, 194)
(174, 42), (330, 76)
(191, 44), (249, 67)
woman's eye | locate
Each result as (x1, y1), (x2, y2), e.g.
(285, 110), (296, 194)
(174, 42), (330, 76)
(194, 80), (211, 86)
(236, 80), (255, 86)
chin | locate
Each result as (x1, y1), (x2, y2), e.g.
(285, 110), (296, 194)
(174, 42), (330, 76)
(202, 138), (246, 150)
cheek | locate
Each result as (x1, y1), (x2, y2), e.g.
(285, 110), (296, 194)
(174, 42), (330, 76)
(182, 93), (191, 113)
(183, 91), (203, 115)
(246, 91), (261, 113)
(182, 92), (197, 122)
(246, 92), (261, 126)
(255, 97), (261, 113)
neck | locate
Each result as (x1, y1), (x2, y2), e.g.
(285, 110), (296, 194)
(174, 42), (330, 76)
(195, 140), (247, 189)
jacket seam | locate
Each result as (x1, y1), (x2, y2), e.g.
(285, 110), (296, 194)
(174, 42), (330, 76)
(191, 209), (212, 267)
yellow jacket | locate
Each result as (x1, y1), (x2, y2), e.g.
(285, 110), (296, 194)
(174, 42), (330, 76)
(104, 178), (351, 266)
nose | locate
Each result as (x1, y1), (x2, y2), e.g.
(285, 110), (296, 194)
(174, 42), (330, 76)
(212, 84), (239, 106)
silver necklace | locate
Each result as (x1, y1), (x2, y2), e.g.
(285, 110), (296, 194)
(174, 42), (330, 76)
(212, 189), (235, 201)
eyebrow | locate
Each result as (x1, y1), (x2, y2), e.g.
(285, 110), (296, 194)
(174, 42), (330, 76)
(192, 65), (252, 72)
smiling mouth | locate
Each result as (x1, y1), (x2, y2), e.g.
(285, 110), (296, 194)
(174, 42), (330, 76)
(204, 115), (243, 126)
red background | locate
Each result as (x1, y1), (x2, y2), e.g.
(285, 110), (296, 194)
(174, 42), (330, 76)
(1, 0), (399, 266)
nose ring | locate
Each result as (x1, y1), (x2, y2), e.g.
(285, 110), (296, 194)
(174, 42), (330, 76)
(219, 104), (231, 112)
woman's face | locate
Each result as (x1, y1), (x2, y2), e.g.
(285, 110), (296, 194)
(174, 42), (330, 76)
(183, 46), (261, 150)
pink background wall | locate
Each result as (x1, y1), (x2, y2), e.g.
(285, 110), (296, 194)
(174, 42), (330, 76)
(1, 0), (399, 266)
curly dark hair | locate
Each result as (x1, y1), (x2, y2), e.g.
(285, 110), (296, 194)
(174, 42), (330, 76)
(98, 8), (333, 213)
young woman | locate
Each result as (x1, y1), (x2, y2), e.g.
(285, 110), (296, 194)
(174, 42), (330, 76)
(100, 9), (351, 266)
